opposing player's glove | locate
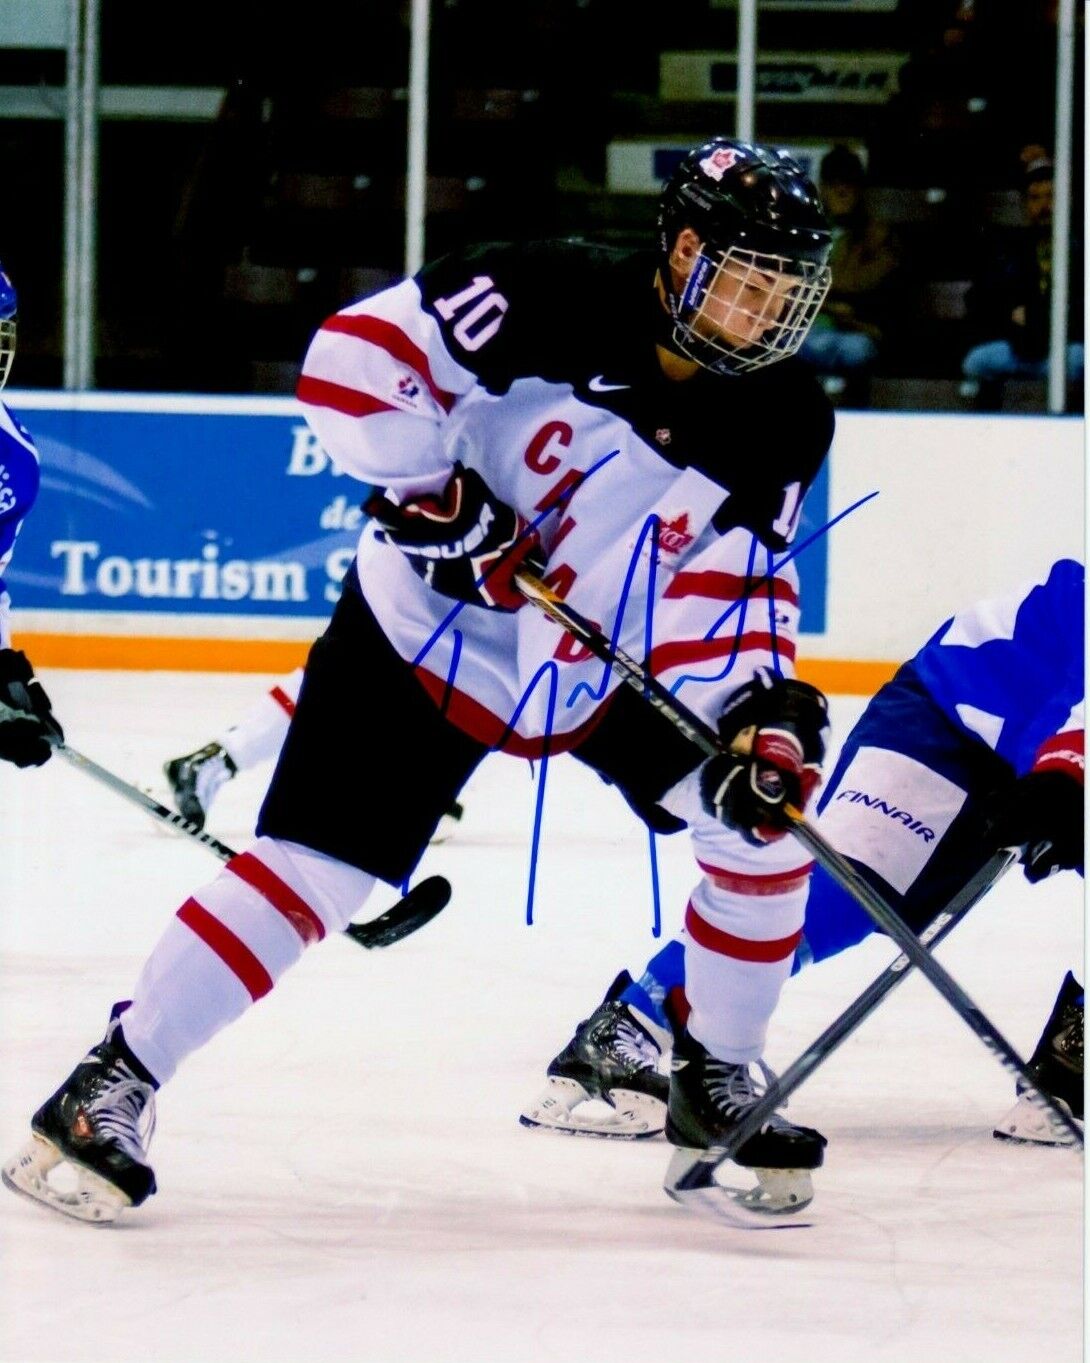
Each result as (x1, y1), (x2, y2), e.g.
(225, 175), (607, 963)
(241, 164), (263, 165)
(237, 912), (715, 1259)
(0, 648), (63, 768)
(365, 464), (545, 611)
(983, 753), (1084, 884)
(700, 669), (829, 846)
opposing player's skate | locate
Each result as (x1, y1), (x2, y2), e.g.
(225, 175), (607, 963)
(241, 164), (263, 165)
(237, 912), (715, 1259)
(520, 971), (669, 1138)
(163, 741), (236, 831)
(3, 1005), (157, 1224)
(994, 971), (1084, 1145)
(663, 1026), (825, 1229)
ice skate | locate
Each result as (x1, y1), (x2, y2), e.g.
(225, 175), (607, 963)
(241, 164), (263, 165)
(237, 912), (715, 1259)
(995, 971), (1084, 1146)
(3, 1005), (157, 1224)
(163, 741), (237, 831)
(663, 1026), (825, 1229)
(519, 971), (669, 1139)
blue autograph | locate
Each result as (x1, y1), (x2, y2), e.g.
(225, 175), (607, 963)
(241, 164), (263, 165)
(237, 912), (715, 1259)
(401, 455), (878, 930)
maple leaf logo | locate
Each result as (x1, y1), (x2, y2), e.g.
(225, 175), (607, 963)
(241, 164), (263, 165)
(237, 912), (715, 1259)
(658, 512), (694, 554)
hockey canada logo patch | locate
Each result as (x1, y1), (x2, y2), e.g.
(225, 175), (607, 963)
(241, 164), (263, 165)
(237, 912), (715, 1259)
(397, 374), (420, 400)
(655, 428), (672, 445)
(657, 512), (694, 555)
(699, 147), (743, 181)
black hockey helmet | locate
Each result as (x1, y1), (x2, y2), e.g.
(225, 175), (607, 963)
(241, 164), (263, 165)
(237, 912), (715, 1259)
(657, 138), (832, 375)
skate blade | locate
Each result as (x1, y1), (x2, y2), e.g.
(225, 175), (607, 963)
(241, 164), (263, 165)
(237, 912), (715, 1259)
(519, 1076), (665, 1140)
(663, 1145), (814, 1230)
(993, 1094), (1084, 1147)
(2, 1133), (131, 1225)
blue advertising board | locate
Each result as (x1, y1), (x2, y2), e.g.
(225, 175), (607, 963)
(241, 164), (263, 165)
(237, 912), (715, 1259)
(7, 394), (828, 633)
(8, 396), (362, 621)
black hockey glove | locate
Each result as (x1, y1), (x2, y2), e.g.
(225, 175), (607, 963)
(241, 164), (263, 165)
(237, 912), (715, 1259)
(700, 669), (828, 846)
(0, 648), (63, 768)
(365, 464), (545, 611)
(983, 768), (1084, 884)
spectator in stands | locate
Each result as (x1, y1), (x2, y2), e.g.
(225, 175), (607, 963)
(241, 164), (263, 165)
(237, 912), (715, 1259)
(797, 145), (902, 406)
(961, 154), (1084, 408)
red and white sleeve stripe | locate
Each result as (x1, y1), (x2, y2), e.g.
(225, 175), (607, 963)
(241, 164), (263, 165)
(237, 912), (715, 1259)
(297, 278), (479, 499)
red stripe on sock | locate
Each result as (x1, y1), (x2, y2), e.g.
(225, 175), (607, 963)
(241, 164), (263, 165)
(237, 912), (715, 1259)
(226, 852), (326, 945)
(696, 859), (813, 896)
(177, 898), (273, 1001)
(269, 685), (296, 717)
(685, 901), (802, 962)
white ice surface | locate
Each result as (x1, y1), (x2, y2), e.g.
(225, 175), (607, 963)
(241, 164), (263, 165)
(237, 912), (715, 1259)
(0, 673), (1084, 1363)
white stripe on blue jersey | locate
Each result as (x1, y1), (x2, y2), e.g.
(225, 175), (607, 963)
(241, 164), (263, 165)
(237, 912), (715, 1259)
(912, 558), (1085, 774)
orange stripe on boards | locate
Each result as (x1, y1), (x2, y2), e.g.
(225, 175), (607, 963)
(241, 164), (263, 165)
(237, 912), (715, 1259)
(15, 630), (900, 697)
(796, 658), (898, 696)
(16, 633), (311, 674)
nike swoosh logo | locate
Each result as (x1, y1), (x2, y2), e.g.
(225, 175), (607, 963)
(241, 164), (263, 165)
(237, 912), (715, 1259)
(588, 375), (630, 392)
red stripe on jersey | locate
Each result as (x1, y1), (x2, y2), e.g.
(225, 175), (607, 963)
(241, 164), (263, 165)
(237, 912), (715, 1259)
(414, 666), (614, 759)
(226, 852), (326, 945)
(696, 858), (813, 897)
(685, 901), (803, 962)
(648, 633), (795, 677)
(319, 314), (457, 412)
(177, 898), (273, 1001)
(269, 685), (296, 717)
(296, 375), (399, 419)
(1034, 729), (1084, 782)
(664, 571), (799, 607)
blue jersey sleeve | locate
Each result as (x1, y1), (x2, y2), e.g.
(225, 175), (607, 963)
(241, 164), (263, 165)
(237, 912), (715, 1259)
(911, 558), (1085, 774)
(0, 401), (42, 647)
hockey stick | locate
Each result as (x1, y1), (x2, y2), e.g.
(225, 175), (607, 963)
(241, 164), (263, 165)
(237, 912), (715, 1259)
(782, 807), (1082, 1146)
(513, 569), (1084, 1148)
(674, 847), (1018, 1177)
(52, 742), (451, 950)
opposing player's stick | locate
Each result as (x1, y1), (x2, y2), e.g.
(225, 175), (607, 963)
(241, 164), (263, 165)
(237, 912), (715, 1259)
(52, 742), (450, 950)
(673, 846), (1018, 1177)
(513, 568), (1084, 1148)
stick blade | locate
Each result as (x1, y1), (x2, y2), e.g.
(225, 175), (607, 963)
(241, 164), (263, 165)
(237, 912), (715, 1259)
(344, 875), (452, 950)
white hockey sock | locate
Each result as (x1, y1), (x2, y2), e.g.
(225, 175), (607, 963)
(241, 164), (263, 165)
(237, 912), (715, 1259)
(683, 863), (810, 1065)
(217, 668), (303, 771)
(120, 836), (374, 1084)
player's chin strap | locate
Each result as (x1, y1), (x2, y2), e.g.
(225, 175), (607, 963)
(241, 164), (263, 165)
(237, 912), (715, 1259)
(512, 568), (1085, 1152)
(50, 741), (450, 951)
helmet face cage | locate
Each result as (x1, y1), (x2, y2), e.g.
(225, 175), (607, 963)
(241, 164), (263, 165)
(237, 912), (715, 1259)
(0, 318), (14, 390)
(0, 266), (16, 390)
(657, 138), (832, 376)
(672, 242), (831, 376)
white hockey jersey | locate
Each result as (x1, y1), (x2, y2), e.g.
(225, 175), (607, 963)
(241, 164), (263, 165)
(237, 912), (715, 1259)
(298, 241), (834, 764)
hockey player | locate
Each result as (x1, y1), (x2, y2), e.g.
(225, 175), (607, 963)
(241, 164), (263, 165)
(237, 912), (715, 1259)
(163, 667), (465, 840)
(3, 138), (839, 1224)
(0, 264), (64, 772)
(522, 559), (1084, 1146)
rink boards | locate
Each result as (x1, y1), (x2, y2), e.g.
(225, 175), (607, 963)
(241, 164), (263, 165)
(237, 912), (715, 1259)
(6, 391), (1084, 694)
